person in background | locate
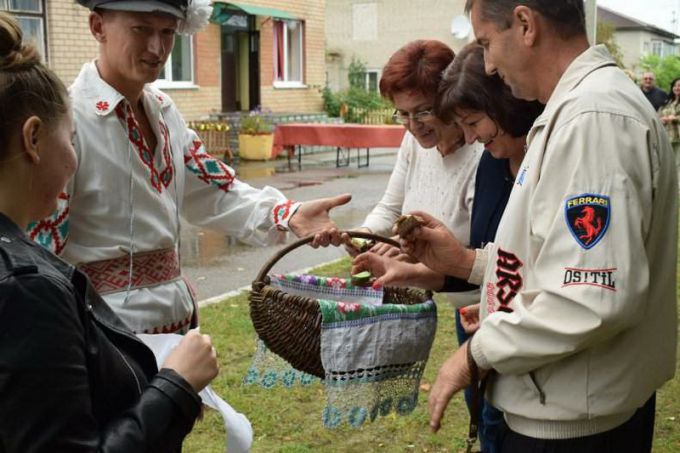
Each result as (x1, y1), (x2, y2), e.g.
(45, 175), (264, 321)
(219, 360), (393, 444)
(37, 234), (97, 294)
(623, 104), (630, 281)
(30, 0), (349, 335)
(353, 42), (543, 453)
(659, 77), (680, 184)
(641, 71), (668, 111)
(399, 0), (677, 451)
(0, 11), (217, 451)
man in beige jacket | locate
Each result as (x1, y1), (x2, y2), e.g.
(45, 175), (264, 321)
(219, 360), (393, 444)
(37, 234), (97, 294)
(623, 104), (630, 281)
(400, 1), (678, 451)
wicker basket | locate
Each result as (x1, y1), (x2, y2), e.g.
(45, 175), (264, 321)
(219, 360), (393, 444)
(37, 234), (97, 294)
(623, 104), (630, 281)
(249, 231), (433, 378)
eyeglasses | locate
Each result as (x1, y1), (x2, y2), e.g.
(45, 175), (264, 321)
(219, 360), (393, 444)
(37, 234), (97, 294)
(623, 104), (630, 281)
(392, 109), (434, 125)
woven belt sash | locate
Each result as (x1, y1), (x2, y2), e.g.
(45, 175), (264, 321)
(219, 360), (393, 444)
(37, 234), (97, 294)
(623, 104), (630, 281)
(78, 248), (181, 295)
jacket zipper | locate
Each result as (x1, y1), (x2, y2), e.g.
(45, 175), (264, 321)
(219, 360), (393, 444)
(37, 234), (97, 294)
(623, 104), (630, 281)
(87, 303), (142, 396)
(111, 341), (143, 396)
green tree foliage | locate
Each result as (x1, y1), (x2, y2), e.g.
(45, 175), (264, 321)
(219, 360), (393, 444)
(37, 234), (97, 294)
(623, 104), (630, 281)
(321, 85), (343, 117)
(596, 21), (624, 67)
(321, 55), (392, 121)
(639, 54), (680, 93)
(348, 56), (367, 89)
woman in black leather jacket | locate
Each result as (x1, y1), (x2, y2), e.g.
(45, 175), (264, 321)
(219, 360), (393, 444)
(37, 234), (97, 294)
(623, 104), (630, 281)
(0, 12), (218, 452)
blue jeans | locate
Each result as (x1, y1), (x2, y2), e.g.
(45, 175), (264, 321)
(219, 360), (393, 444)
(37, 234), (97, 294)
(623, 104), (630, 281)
(455, 310), (504, 453)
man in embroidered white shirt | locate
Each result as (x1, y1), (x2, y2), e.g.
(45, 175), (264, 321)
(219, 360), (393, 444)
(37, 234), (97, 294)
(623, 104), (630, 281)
(398, 0), (677, 452)
(30, 0), (349, 334)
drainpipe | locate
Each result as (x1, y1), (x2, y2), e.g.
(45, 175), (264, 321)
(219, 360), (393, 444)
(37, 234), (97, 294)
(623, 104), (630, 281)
(585, 0), (598, 45)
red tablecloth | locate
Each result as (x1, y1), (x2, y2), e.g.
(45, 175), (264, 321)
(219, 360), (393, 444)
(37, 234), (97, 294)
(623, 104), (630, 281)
(272, 123), (406, 157)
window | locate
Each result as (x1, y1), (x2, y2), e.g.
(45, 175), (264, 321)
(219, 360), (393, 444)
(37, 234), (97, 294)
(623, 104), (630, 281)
(363, 70), (379, 93)
(651, 40), (663, 57)
(155, 34), (195, 88)
(662, 41), (677, 58)
(1, 0), (46, 61)
(273, 19), (304, 87)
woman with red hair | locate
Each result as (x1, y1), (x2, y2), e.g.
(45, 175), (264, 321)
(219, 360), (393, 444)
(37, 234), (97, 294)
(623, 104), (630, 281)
(356, 40), (482, 301)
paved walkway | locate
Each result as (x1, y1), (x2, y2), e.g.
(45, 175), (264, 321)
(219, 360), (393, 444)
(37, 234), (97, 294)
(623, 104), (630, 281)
(180, 148), (398, 302)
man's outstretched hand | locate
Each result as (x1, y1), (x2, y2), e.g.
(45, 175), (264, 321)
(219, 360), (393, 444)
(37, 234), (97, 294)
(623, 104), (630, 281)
(396, 211), (475, 280)
(428, 341), (473, 433)
(288, 193), (352, 247)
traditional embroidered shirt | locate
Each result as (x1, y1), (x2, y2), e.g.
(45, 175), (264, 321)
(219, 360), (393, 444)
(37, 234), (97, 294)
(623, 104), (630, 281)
(29, 61), (299, 333)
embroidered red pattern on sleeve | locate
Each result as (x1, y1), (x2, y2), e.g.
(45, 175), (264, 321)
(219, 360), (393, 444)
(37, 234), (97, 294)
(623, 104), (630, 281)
(27, 192), (70, 255)
(273, 200), (297, 230)
(183, 139), (235, 192)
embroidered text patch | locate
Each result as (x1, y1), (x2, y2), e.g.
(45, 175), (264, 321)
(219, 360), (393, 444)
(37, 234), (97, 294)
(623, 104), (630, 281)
(562, 267), (617, 292)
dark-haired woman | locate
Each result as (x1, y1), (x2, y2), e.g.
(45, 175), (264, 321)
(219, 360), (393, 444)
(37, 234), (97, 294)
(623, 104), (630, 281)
(0, 12), (218, 452)
(354, 43), (543, 452)
(659, 77), (680, 185)
(436, 42), (543, 453)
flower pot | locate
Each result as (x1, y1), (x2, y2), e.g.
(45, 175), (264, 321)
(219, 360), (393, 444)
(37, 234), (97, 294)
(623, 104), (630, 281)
(238, 133), (274, 160)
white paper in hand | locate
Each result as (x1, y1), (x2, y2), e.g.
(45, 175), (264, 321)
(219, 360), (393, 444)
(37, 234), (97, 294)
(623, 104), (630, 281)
(137, 333), (253, 453)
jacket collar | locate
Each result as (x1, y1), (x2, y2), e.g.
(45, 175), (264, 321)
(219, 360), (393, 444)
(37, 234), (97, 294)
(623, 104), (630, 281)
(533, 45), (617, 127)
(0, 212), (57, 276)
(0, 211), (27, 243)
(75, 61), (172, 117)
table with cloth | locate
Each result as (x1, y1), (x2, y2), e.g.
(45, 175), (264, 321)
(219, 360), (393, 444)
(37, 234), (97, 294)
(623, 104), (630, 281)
(272, 123), (406, 170)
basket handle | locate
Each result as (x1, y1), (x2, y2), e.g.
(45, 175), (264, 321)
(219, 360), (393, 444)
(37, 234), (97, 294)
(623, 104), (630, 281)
(254, 231), (400, 283)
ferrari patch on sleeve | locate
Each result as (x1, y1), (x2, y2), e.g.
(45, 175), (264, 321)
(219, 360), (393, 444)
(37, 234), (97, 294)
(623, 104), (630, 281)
(565, 194), (610, 249)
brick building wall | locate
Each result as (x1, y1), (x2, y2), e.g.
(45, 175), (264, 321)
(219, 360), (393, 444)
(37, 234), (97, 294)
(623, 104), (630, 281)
(44, 1), (221, 120)
(248, 0), (326, 113)
(185, 23), (222, 119)
(46, 0), (97, 85)
(40, 1), (324, 119)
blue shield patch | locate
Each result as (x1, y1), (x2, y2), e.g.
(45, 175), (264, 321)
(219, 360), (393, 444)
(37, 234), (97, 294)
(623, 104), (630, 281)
(564, 194), (610, 250)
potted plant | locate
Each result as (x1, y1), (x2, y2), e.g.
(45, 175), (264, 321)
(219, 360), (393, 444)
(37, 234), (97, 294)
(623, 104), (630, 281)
(238, 107), (275, 160)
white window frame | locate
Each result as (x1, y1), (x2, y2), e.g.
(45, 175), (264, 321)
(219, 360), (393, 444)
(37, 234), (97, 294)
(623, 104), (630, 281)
(1, 0), (47, 62)
(364, 69), (380, 93)
(650, 40), (663, 57)
(153, 34), (198, 90)
(273, 19), (305, 89)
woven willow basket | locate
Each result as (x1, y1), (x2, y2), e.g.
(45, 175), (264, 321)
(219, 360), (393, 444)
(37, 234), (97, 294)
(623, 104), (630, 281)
(249, 231), (432, 378)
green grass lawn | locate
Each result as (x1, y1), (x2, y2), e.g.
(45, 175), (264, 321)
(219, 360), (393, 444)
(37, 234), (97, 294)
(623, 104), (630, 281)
(185, 258), (680, 453)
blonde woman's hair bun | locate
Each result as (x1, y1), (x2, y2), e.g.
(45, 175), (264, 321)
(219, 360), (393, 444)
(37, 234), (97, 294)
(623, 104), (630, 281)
(0, 12), (40, 71)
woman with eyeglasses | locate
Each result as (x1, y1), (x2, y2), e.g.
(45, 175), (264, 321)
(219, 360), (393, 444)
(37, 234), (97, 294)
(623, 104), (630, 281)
(349, 40), (482, 296)
(353, 43), (543, 452)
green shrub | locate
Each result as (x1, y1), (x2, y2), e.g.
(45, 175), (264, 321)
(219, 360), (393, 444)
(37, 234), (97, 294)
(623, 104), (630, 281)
(321, 85), (342, 118)
(322, 87), (393, 121)
(321, 55), (393, 121)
